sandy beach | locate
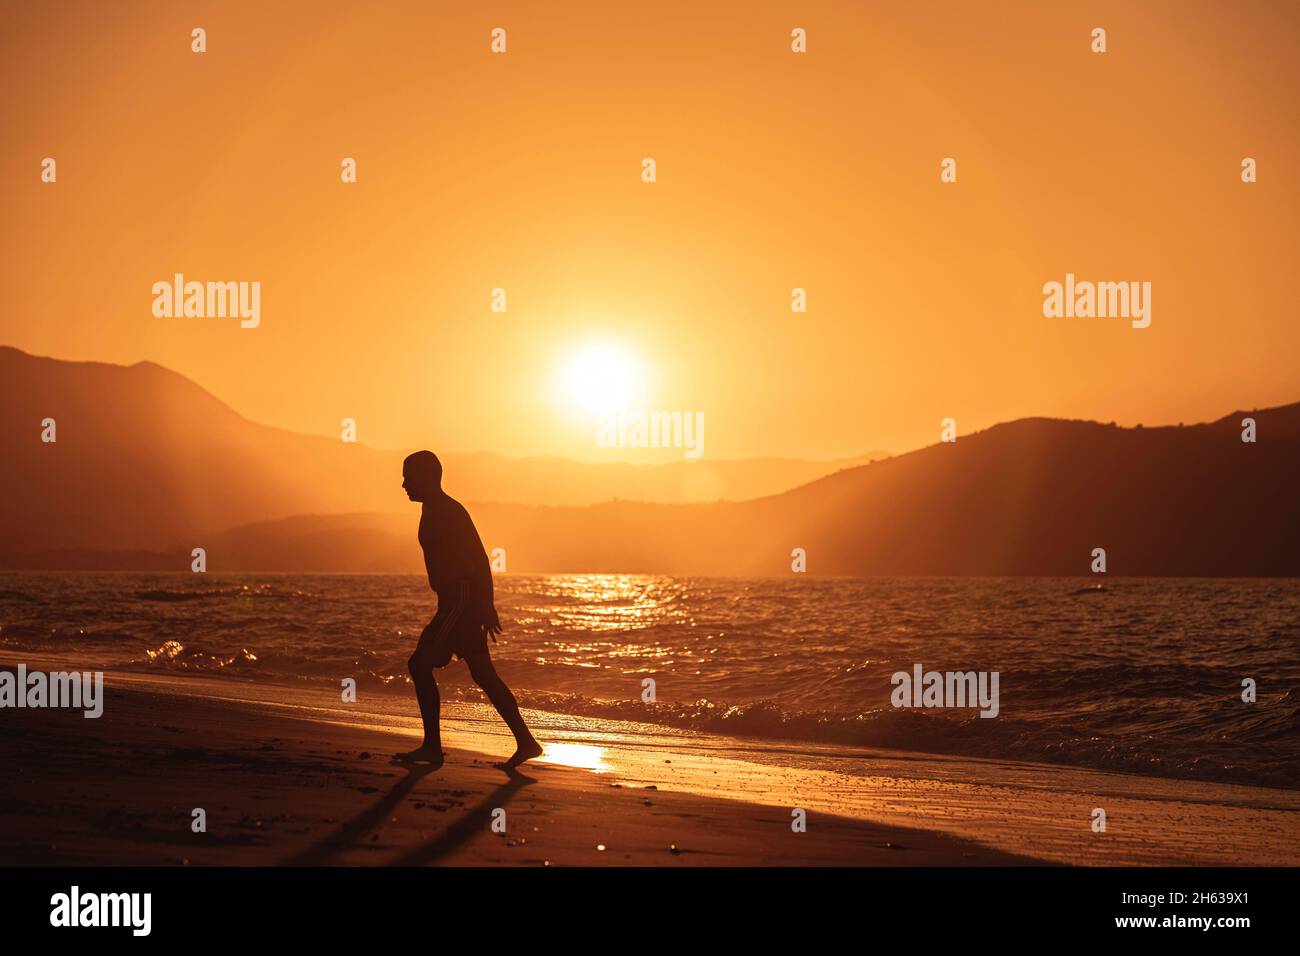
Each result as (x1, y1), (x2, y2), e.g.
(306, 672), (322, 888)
(1, 655), (1039, 867)
(5, 651), (1299, 867)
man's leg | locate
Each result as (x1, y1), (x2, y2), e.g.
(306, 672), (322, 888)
(407, 651), (441, 745)
(398, 631), (448, 765)
(466, 651), (542, 767)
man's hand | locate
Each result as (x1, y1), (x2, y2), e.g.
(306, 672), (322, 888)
(483, 607), (502, 641)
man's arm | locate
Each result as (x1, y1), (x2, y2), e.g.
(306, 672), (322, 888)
(477, 555), (501, 638)
(461, 506), (501, 638)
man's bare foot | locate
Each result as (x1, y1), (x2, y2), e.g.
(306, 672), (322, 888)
(393, 744), (444, 768)
(503, 739), (544, 769)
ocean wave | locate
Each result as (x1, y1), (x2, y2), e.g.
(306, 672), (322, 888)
(133, 585), (294, 602)
(136, 639), (262, 673)
(502, 689), (1300, 790)
(5, 571), (1299, 790)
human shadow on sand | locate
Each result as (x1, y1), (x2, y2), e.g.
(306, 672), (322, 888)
(387, 767), (536, 866)
(281, 762), (535, 866)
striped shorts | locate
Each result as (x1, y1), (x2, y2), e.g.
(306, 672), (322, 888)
(414, 579), (487, 668)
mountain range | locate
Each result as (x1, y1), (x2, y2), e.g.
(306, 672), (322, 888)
(2, 345), (1296, 575)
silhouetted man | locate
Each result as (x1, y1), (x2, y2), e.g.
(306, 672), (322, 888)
(398, 450), (542, 769)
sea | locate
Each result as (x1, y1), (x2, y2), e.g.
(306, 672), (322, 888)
(1, 573), (1297, 789)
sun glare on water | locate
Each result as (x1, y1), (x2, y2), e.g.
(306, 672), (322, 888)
(535, 742), (610, 772)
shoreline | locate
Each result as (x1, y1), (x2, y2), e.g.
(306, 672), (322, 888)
(0, 664), (1039, 867)
(3, 654), (1300, 865)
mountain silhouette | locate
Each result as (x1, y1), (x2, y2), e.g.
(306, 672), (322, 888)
(89, 399), (1296, 576)
(0, 346), (882, 561)
(151, 405), (1300, 576)
(5, 344), (1296, 575)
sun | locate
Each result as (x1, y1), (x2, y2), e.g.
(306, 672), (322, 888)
(564, 344), (643, 415)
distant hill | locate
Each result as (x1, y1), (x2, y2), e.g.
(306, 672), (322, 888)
(0, 346), (884, 558)
(13, 402), (1297, 577)
(756, 409), (1300, 576)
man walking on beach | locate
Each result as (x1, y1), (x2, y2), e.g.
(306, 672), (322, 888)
(398, 450), (542, 769)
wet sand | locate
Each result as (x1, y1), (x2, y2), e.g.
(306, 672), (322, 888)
(0, 659), (1038, 866)
(4, 652), (1298, 866)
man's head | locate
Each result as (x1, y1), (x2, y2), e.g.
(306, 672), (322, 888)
(402, 450), (443, 502)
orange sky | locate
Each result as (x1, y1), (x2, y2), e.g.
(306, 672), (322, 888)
(2, 0), (1297, 462)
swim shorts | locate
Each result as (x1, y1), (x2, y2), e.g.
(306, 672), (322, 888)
(415, 578), (488, 667)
